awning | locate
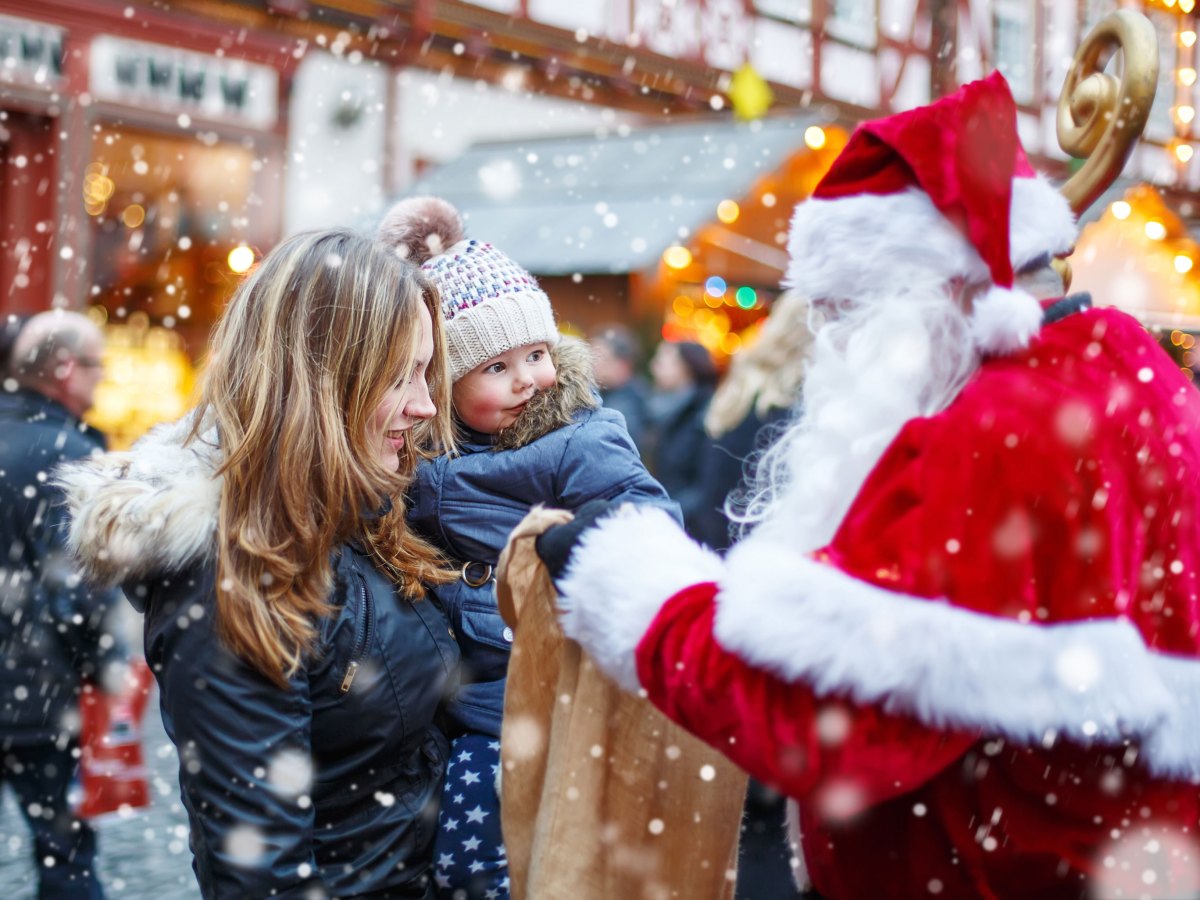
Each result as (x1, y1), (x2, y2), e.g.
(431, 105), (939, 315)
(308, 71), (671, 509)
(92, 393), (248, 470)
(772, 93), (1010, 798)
(392, 114), (826, 276)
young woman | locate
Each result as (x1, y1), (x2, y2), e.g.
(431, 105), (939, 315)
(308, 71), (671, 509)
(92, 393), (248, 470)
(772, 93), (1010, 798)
(58, 229), (461, 898)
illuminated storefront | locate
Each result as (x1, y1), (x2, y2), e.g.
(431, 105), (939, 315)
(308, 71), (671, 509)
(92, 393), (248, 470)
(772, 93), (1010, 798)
(1, 5), (287, 445)
(1073, 183), (1200, 380)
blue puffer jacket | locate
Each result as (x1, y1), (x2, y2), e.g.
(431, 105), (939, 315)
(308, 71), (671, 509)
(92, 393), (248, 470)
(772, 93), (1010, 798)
(58, 418), (460, 898)
(408, 340), (679, 736)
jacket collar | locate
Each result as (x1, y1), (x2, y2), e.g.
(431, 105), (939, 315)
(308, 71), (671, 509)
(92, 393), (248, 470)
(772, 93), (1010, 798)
(1040, 292), (1092, 326)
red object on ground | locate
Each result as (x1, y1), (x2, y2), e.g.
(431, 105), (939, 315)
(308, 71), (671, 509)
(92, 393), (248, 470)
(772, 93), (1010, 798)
(77, 657), (154, 819)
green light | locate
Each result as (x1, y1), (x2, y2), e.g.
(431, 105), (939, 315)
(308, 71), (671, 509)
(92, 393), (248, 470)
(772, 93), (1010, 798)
(735, 286), (757, 309)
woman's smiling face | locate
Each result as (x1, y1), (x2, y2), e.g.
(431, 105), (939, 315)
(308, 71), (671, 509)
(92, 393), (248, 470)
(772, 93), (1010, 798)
(371, 303), (437, 471)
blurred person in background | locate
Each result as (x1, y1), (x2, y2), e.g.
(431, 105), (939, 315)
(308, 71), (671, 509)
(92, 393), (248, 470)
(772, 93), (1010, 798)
(702, 291), (815, 898)
(645, 339), (720, 540)
(589, 324), (651, 451)
(1, 310), (125, 899)
(700, 290), (813, 553)
(58, 230), (461, 898)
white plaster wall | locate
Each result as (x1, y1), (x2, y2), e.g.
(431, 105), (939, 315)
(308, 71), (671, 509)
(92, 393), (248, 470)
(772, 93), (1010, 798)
(471, 0), (521, 11)
(1043, 0), (1078, 108)
(529, 0), (612, 35)
(283, 51), (389, 235)
(1017, 109), (1042, 156)
(821, 43), (880, 108)
(751, 18), (813, 89)
(891, 55), (931, 111)
(391, 69), (645, 190)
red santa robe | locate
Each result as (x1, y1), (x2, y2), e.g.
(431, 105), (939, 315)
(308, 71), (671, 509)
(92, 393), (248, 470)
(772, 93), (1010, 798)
(556, 304), (1200, 899)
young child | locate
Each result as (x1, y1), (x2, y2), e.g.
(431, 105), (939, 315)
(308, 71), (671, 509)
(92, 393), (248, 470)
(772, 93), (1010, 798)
(377, 197), (678, 900)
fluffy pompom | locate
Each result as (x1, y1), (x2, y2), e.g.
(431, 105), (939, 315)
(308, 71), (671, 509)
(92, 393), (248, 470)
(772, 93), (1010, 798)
(376, 196), (465, 264)
(969, 284), (1043, 356)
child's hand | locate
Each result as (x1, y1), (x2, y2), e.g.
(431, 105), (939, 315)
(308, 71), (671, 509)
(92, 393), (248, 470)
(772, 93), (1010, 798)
(534, 499), (617, 582)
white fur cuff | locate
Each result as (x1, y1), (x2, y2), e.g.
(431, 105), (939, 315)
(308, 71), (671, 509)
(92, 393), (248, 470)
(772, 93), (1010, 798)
(557, 505), (724, 691)
(713, 537), (1200, 778)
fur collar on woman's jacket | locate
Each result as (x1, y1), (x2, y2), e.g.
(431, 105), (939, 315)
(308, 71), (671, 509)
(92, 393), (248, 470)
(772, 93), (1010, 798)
(55, 415), (222, 588)
(491, 337), (599, 452)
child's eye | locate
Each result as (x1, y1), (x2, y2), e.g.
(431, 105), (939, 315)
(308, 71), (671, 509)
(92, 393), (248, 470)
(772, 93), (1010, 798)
(528, 350), (544, 363)
(485, 362), (505, 375)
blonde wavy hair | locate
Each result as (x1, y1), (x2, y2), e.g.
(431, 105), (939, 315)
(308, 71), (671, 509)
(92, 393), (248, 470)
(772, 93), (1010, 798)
(705, 290), (813, 438)
(189, 229), (456, 686)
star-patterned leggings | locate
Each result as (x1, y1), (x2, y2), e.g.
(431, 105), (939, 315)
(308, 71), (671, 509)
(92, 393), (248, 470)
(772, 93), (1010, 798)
(433, 732), (509, 899)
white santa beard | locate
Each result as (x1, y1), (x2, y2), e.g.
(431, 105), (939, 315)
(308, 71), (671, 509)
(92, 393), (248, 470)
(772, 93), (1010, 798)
(737, 281), (980, 551)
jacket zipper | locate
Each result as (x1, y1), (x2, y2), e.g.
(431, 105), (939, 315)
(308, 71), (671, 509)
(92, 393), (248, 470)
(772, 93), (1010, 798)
(340, 574), (374, 693)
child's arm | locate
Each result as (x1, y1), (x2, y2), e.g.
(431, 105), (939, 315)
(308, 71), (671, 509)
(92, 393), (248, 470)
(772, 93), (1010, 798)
(554, 413), (681, 523)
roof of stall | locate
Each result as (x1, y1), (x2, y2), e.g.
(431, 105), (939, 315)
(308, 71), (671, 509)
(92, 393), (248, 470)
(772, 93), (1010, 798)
(390, 114), (824, 276)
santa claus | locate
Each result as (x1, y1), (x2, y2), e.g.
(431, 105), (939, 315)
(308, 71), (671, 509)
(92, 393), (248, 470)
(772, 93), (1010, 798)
(535, 72), (1200, 898)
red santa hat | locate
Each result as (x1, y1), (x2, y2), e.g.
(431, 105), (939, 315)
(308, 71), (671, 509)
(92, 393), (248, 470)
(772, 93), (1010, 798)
(787, 72), (1076, 354)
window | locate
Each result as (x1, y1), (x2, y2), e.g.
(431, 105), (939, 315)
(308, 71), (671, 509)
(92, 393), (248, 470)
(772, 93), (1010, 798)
(994, 0), (1034, 105)
(826, 0), (876, 47)
(1082, 0), (1116, 35)
(1147, 10), (1177, 139)
(754, 0), (811, 25)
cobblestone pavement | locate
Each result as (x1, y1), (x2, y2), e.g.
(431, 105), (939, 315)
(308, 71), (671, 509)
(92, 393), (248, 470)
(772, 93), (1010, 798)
(0, 693), (200, 899)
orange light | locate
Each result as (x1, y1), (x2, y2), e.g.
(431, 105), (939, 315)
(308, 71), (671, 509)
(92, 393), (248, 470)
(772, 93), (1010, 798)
(716, 200), (740, 224)
(228, 245), (256, 273)
(663, 246), (692, 270)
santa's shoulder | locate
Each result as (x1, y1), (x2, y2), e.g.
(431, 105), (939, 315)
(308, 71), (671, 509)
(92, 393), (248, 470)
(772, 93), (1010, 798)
(933, 305), (1196, 456)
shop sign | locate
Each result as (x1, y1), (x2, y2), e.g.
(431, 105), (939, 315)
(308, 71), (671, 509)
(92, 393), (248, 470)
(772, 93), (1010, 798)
(90, 36), (278, 129)
(0, 14), (65, 89)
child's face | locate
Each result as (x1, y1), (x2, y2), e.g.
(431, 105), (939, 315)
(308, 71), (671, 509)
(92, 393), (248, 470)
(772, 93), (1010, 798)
(453, 342), (557, 434)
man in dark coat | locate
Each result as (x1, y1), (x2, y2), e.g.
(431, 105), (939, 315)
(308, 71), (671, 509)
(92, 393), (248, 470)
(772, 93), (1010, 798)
(0, 310), (123, 899)
(590, 325), (652, 452)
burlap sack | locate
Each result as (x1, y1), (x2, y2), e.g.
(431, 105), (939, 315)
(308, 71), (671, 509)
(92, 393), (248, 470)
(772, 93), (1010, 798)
(496, 507), (746, 900)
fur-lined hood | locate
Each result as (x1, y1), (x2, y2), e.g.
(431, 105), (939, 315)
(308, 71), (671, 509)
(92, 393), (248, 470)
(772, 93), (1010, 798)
(55, 414), (222, 589)
(491, 337), (599, 451)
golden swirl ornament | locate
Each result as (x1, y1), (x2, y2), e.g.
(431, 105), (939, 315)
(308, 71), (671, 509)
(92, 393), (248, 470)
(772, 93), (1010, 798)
(1057, 10), (1159, 216)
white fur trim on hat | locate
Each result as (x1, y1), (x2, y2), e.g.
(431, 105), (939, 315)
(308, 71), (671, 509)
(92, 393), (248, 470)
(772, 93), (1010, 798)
(785, 188), (989, 302)
(1010, 176), (1076, 268)
(786, 177), (1076, 304)
(969, 284), (1044, 356)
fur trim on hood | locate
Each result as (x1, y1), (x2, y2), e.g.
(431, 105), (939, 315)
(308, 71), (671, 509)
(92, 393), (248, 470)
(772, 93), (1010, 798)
(492, 337), (599, 451)
(55, 414), (222, 588)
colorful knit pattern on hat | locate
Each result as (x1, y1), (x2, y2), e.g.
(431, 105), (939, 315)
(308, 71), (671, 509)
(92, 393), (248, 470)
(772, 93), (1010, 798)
(424, 238), (560, 382)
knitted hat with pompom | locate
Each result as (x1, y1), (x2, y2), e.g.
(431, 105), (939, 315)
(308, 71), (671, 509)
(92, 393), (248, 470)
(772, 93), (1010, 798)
(377, 197), (559, 381)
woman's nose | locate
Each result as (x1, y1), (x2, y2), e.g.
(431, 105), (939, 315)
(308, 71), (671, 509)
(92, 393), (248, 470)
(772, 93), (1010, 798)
(407, 380), (436, 420)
